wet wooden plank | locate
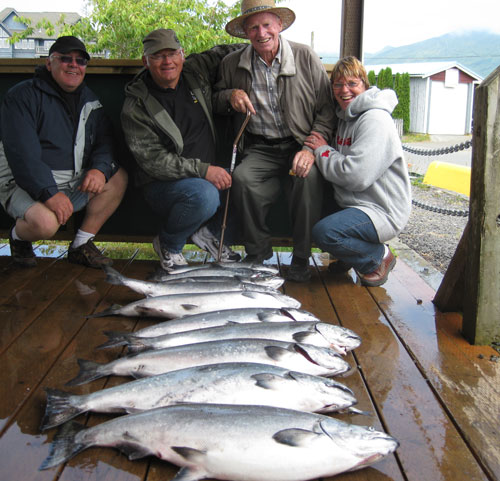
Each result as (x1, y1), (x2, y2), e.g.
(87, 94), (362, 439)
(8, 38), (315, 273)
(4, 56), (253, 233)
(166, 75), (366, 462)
(0, 250), (492, 481)
(320, 260), (490, 481)
(0, 259), (86, 355)
(0, 258), (151, 481)
(373, 259), (500, 480)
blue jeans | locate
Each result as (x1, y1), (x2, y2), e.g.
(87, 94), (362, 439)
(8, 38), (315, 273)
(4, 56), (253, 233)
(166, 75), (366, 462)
(142, 178), (220, 253)
(312, 207), (384, 274)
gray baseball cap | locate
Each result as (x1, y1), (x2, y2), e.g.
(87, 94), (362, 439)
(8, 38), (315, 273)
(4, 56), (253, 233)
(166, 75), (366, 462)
(143, 29), (182, 56)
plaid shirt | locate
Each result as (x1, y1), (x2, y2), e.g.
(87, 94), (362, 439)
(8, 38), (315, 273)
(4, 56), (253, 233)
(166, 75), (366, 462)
(248, 42), (292, 139)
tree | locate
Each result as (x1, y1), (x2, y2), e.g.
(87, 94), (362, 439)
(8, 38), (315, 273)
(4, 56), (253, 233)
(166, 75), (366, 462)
(367, 69), (376, 88)
(12, 0), (255, 58)
(391, 72), (411, 133)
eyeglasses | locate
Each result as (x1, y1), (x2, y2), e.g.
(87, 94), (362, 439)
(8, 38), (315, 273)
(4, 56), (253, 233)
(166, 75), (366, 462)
(50, 55), (88, 67)
(332, 80), (361, 90)
(148, 51), (182, 62)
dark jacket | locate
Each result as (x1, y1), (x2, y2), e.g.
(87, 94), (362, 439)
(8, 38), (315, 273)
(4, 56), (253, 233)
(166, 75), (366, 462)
(0, 66), (117, 205)
(121, 44), (245, 187)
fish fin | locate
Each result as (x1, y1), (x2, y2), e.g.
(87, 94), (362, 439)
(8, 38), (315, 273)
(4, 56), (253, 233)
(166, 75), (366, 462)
(103, 266), (124, 286)
(181, 304), (199, 311)
(240, 291), (259, 299)
(342, 407), (371, 416)
(264, 345), (292, 361)
(40, 388), (84, 431)
(136, 306), (160, 316)
(172, 446), (207, 463)
(292, 331), (316, 344)
(119, 434), (155, 460)
(251, 373), (286, 389)
(39, 421), (87, 470)
(172, 465), (208, 481)
(86, 304), (122, 318)
(65, 359), (107, 387)
(273, 428), (323, 447)
(96, 330), (130, 350)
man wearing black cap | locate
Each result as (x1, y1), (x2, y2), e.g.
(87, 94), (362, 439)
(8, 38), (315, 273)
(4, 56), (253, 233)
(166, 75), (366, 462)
(0, 36), (128, 268)
(121, 29), (242, 271)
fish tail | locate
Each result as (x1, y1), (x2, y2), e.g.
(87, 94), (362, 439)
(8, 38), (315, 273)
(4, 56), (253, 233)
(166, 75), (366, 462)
(40, 388), (85, 431)
(65, 359), (108, 386)
(86, 304), (122, 318)
(96, 330), (130, 349)
(103, 266), (125, 286)
(39, 421), (88, 470)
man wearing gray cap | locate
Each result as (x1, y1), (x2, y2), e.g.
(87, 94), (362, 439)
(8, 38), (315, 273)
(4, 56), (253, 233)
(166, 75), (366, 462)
(121, 29), (242, 271)
(0, 35), (128, 268)
(214, 0), (336, 282)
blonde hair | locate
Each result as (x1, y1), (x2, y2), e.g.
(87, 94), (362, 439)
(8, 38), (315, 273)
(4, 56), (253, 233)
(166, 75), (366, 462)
(330, 56), (370, 88)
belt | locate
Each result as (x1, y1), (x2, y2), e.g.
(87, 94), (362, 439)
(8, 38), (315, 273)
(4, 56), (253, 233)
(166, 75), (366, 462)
(245, 132), (295, 146)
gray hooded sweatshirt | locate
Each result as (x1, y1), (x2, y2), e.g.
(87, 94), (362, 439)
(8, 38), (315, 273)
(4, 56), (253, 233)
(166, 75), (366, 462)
(314, 87), (411, 243)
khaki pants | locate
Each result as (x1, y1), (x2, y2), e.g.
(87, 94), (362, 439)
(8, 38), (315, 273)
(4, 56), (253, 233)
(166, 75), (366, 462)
(232, 139), (323, 259)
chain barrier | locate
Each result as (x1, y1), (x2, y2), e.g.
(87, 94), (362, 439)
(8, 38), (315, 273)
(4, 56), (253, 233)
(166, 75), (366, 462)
(402, 139), (472, 156)
(404, 140), (471, 217)
(411, 198), (469, 217)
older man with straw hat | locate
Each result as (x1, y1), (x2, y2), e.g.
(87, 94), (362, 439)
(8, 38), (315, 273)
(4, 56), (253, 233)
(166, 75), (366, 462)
(214, 0), (336, 282)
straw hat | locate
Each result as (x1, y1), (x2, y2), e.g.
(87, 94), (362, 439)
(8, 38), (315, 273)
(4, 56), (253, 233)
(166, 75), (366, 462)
(225, 0), (296, 39)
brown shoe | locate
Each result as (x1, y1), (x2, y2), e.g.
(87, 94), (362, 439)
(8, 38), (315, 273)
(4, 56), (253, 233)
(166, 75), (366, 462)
(68, 239), (113, 269)
(359, 250), (396, 287)
(9, 228), (36, 267)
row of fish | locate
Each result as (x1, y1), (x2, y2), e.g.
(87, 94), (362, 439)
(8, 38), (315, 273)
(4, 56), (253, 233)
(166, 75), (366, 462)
(40, 262), (399, 480)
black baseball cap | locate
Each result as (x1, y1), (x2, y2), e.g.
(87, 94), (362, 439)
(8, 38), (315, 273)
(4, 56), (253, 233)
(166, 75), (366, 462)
(49, 36), (90, 60)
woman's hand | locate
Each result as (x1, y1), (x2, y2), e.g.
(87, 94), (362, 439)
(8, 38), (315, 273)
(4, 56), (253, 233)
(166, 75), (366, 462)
(304, 131), (328, 151)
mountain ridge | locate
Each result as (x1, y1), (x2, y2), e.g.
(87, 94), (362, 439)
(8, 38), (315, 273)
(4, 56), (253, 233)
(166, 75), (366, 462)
(319, 30), (500, 79)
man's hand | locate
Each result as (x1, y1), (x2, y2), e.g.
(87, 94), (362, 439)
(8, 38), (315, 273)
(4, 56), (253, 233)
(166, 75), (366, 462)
(205, 166), (232, 190)
(78, 169), (106, 195)
(230, 89), (256, 115)
(304, 131), (328, 151)
(291, 149), (316, 178)
(44, 192), (74, 225)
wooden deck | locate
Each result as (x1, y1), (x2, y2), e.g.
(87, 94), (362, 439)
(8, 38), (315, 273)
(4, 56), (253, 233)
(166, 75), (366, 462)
(0, 242), (498, 481)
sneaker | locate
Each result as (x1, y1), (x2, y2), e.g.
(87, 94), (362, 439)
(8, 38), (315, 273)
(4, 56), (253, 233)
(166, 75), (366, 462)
(153, 236), (188, 271)
(191, 225), (241, 262)
(68, 239), (113, 269)
(9, 228), (36, 267)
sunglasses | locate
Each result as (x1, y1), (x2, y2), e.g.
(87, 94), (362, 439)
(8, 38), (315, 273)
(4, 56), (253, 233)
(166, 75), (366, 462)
(50, 55), (88, 67)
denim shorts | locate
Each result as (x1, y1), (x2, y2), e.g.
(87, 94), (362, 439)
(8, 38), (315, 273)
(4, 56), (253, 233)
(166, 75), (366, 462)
(5, 182), (89, 220)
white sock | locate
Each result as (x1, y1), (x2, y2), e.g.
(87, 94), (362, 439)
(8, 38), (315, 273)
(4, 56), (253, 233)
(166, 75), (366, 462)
(383, 245), (390, 258)
(72, 230), (94, 248)
(11, 226), (23, 241)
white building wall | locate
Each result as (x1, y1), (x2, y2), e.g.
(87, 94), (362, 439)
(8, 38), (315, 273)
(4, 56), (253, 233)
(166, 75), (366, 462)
(409, 78), (428, 133)
(427, 81), (469, 135)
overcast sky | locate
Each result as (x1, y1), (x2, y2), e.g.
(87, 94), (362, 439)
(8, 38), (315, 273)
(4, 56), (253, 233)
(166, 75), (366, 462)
(2, 0), (500, 54)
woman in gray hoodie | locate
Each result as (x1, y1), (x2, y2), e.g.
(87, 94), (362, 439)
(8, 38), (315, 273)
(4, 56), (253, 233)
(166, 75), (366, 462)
(305, 56), (411, 287)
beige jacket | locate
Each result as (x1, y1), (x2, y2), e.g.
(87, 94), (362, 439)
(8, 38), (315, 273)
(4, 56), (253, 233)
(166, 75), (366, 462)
(213, 37), (336, 150)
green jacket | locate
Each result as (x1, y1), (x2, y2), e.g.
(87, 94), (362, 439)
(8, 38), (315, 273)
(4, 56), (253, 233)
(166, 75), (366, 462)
(121, 44), (244, 186)
(213, 37), (336, 151)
